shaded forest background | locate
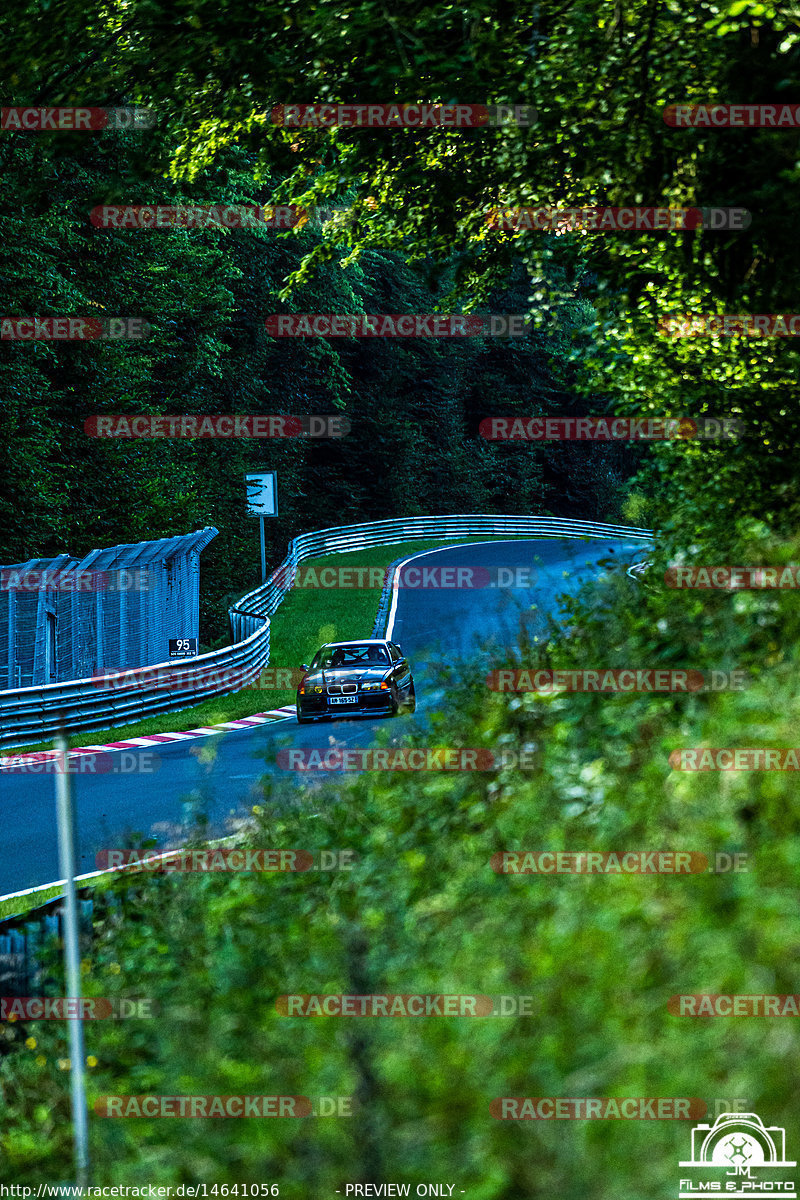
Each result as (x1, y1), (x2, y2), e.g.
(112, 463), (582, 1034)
(0, 136), (643, 643)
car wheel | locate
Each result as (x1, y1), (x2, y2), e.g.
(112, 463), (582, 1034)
(399, 685), (416, 715)
(296, 712), (314, 724)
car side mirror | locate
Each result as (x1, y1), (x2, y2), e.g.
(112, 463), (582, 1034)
(300, 664), (310, 672)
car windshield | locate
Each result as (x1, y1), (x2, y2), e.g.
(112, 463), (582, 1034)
(311, 644), (389, 669)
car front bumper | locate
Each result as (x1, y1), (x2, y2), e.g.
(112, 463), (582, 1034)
(296, 692), (396, 719)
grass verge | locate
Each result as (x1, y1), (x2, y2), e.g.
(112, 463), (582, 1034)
(0, 884), (66, 921)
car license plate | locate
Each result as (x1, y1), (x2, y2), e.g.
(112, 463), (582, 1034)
(329, 695), (358, 705)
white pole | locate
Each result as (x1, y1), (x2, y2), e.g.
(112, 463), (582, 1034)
(55, 731), (90, 1188)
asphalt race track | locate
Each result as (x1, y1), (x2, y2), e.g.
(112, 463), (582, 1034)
(0, 537), (647, 895)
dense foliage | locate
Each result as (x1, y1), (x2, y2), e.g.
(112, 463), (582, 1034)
(0, 131), (635, 641)
(4, 539), (800, 1188)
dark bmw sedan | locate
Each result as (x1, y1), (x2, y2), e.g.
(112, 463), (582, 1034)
(296, 639), (416, 723)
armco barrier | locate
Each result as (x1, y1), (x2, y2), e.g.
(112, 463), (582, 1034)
(0, 889), (102, 998)
(0, 886), (145, 1002)
(0, 515), (652, 748)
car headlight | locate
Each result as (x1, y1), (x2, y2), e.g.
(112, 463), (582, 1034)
(361, 682), (382, 691)
(314, 686), (323, 693)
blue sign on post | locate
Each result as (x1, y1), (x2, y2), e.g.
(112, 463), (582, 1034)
(245, 471), (278, 583)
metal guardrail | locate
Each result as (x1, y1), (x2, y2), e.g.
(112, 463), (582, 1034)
(0, 515), (653, 748)
(0, 889), (104, 997)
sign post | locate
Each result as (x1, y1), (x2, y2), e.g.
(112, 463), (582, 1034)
(244, 471), (278, 583)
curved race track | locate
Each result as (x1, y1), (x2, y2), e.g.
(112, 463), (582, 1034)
(0, 537), (647, 895)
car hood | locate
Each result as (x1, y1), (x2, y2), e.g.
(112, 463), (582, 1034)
(304, 666), (391, 686)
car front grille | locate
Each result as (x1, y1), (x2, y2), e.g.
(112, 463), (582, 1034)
(326, 683), (358, 695)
